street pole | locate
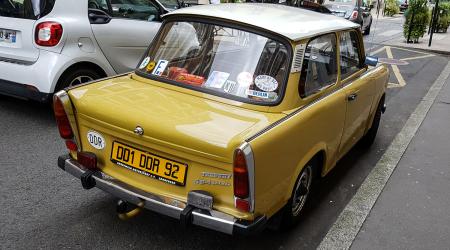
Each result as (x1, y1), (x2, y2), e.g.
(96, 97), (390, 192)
(428, 7), (434, 35)
(429, 0), (440, 47)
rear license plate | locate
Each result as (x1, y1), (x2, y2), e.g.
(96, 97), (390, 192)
(0, 29), (17, 44)
(111, 141), (188, 186)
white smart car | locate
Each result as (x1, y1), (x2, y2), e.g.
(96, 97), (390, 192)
(0, 0), (179, 102)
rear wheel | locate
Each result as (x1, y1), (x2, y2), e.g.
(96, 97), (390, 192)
(55, 68), (102, 92)
(281, 160), (318, 228)
(361, 96), (384, 147)
(364, 20), (372, 35)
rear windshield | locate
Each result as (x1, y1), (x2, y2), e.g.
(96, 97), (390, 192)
(0, 0), (55, 20)
(136, 21), (290, 105)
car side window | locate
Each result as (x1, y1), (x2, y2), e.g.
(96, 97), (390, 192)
(88, 0), (110, 12)
(339, 30), (363, 80)
(109, 0), (160, 21)
(299, 33), (338, 98)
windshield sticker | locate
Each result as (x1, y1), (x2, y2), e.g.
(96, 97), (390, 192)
(223, 80), (237, 93)
(152, 60), (169, 76)
(246, 89), (270, 99)
(146, 61), (156, 72)
(237, 72), (253, 86)
(204, 71), (230, 89)
(255, 75), (278, 92)
(139, 57), (151, 69)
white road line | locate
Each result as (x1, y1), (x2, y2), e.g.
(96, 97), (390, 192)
(377, 30), (402, 37)
(317, 61), (450, 250)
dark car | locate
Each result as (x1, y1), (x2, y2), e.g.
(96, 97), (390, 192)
(398, 0), (408, 12)
(324, 0), (373, 35)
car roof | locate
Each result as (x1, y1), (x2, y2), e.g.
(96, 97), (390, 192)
(163, 3), (359, 41)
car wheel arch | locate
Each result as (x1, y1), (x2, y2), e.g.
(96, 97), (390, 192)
(284, 146), (327, 202)
(54, 61), (108, 92)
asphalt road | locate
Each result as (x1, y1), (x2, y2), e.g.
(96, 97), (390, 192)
(1, 48), (448, 249)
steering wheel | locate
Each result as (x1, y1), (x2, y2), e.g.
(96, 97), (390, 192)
(88, 0), (99, 9)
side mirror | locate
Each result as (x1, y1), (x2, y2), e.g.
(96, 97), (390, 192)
(365, 56), (378, 67)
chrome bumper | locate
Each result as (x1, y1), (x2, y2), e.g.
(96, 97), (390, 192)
(57, 155), (266, 235)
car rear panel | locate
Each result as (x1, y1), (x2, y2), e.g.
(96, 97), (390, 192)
(67, 74), (283, 218)
(0, 16), (39, 62)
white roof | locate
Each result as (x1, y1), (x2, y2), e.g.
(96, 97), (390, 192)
(164, 3), (359, 41)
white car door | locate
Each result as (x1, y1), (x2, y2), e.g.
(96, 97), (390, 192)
(88, 0), (163, 73)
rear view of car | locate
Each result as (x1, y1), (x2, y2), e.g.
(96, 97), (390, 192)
(1, 0), (165, 102)
(0, 0), (58, 101)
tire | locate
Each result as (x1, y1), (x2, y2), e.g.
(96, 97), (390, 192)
(361, 96), (384, 147)
(280, 160), (318, 229)
(55, 67), (102, 92)
(364, 20), (372, 35)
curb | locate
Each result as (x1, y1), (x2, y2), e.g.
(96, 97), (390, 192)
(382, 43), (450, 56)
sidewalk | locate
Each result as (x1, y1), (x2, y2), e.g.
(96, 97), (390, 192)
(369, 10), (450, 54)
(350, 64), (450, 249)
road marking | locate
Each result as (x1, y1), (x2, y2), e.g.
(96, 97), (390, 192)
(400, 54), (435, 61)
(317, 61), (450, 250)
(370, 46), (435, 89)
(378, 30), (402, 36)
(386, 46), (407, 87)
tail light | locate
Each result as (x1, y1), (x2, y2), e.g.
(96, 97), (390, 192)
(234, 147), (254, 212)
(77, 152), (97, 170)
(53, 95), (73, 139)
(35, 22), (63, 47)
(234, 149), (249, 199)
(53, 94), (78, 152)
(349, 10), (358, 20)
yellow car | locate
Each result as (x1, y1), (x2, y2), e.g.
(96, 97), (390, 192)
(54, 4), (389, 235)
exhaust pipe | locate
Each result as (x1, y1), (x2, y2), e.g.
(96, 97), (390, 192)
(117, 199), (145, 220)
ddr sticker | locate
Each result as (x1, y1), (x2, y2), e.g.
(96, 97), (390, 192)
(255, 75), (278, 92)
(246, 89), (270, 99)
(87, 131), (105, 150)
(152, 60), (169, 76)
(146, 61), (156, 72)
(139, 57), (150, 69)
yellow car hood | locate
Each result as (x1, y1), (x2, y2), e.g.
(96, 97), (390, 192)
(68, 74), (284, 161)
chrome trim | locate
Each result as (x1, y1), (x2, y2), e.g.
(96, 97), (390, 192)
(61, 157), (242, 234)
(54, 90), (81, 150)
(237, 142), (255, 213)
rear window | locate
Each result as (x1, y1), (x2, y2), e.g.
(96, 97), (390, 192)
(0, 0), (55, 20)
(136, 21), (290, 105)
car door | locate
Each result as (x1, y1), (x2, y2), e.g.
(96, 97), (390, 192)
(88, 0), (163, 73)
(338, 30), (375, 156)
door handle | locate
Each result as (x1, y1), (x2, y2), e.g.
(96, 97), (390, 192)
(348, 93), (358, 101)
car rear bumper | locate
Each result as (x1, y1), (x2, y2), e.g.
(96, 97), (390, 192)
(57, 154), (267, 235)
(0, 50), (69, 101)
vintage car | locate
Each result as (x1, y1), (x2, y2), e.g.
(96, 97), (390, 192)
(54, 3), (389, 235)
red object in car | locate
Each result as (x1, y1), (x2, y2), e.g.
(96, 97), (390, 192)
(168, 67), (188, 79)
(35, 22), (63, 47)
(174, 73), (205, 86)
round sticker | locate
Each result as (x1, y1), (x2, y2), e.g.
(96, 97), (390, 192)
(87, 131), (105, 150)
(139, 57), (150, 69)
(237, 72), (253, 87)
(146, 61), (156, 71)
(255, 75), (278, 92)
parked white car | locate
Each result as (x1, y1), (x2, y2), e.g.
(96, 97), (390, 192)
(0, 0), (176, 102)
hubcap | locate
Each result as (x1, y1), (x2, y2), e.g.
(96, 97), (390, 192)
(292, 165), (313, 216)
(69, 75), (94, 87)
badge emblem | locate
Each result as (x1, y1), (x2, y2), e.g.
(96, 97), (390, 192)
(134, 126), (144, 136)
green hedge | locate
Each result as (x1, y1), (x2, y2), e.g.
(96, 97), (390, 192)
(436, 2), (450, 32)
(385, 0), (400, 16)
(403, 0), (430, 42)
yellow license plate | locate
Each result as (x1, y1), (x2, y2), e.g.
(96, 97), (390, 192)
(110, 141), (188, 186)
